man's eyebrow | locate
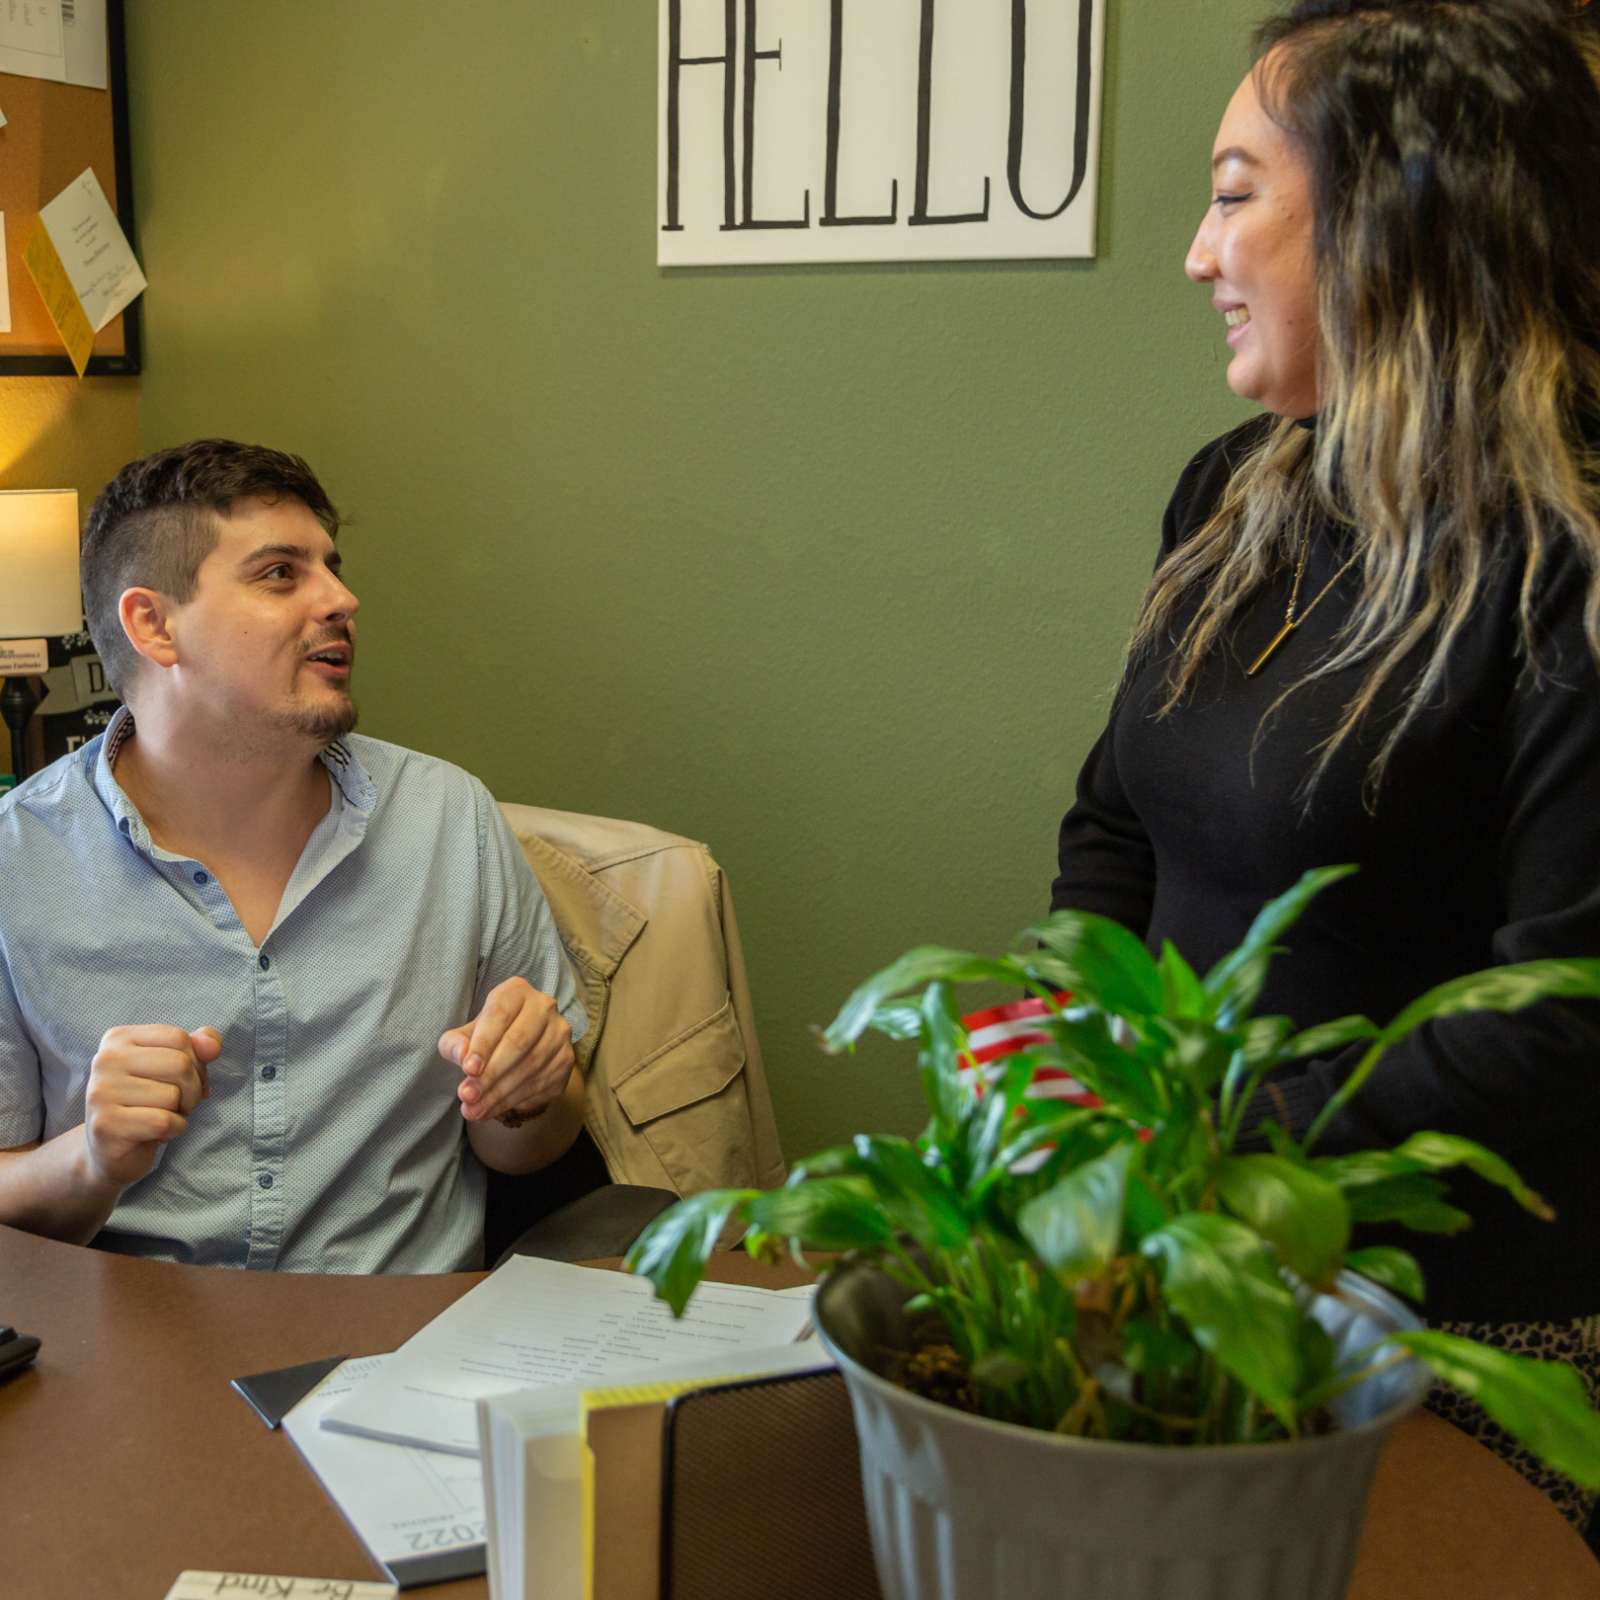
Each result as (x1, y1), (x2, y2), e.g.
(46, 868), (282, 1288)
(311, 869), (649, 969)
(1212, 146), (1261, 170)
(239, 542), (340, 568)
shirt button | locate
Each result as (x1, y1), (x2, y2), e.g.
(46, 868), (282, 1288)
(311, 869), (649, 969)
(261, 1065), (277, 1082)
(257, 1173), (273, 1190)
(258, 953), (270, 970)
(118, 817), (131, 834)
(193, 870), (209, 885)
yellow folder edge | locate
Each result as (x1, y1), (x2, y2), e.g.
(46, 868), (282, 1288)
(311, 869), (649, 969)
(579, 1373), (770, 1600)
(22, 217), (95, 377)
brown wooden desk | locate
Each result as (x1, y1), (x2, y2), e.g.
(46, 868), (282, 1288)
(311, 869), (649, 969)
(2, 1222), (1597, 1600)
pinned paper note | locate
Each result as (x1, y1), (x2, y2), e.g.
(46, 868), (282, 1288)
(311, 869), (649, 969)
(0, 0), (64, 82)
(0, 0), (104, 87)
(160, 1574), (397, 1600)
(22, 216), (94, 376)
(39, 168), (145, 332)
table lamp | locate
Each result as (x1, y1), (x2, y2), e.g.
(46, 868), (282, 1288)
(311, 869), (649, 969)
(0, 489), (82, 783)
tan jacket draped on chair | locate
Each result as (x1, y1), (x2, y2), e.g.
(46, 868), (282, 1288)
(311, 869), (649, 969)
(499, 804), (787, 1196)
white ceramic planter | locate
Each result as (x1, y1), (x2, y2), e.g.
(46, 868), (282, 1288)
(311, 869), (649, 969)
(815, 1263), (1433, 1600)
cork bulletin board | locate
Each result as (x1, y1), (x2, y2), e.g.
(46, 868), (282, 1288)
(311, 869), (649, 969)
(0, 0), (138, 375)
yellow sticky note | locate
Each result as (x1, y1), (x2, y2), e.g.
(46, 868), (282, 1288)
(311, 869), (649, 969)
(22, 216), (94, 376)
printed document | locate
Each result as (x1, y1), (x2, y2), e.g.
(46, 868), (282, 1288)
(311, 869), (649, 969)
(321, 1256), (816, 1456)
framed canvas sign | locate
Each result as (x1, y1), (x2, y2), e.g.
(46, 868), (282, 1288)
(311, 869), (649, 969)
(658, 0), (1105, 266)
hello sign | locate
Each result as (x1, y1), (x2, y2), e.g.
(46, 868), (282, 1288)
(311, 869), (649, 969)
(658, 0), (1106, 265)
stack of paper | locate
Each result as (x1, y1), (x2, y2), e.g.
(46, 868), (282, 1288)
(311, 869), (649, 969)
(277, 1258), (816, 1593)
(320, 1255), (816, 1456)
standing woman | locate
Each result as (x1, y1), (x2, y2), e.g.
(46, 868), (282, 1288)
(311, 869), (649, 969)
(1051, 0), (1600, 1522)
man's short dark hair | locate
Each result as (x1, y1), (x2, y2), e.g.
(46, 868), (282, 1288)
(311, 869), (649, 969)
(81, 439), (342, 694)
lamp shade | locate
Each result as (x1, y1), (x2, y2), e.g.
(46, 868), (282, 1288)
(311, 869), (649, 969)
(0, 490), (81, 639)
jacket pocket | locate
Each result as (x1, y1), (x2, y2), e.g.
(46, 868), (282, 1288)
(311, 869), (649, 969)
(611, 997), (759, 1192)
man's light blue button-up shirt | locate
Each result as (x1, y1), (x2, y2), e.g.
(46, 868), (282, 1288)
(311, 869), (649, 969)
(0, 709), (586, 1274)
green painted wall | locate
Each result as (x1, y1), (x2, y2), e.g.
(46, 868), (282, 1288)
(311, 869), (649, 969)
(125, 1), (1258, 1160)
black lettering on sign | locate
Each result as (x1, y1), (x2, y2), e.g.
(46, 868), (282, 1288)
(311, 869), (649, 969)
(731, 0), (811, 229)
(663, 0), (738, 231)
(910, 0), (990, 226)
(821, 0), (898, 227)
(1007, 0), (1096, 220)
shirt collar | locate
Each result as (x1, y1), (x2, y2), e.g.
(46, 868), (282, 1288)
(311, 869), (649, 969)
(93, 705), (376, 849)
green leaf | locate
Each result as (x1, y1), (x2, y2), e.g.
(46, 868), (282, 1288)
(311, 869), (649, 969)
(1018, 1141), (1135, 1280)
(1383, 960), (1600, 1041)
(1344, 1246), (1426, 1302)
(785, 1144), (858, 1183)
(1389, 1132), (1553, 1221)
(1297, 1314), (1338, 1400)
(984, 1103), (1100, 1183)
(1326, 1169), (1473, 1233)
(1308, 959), (1600, 1146)
(1277, 1014), (1381, 1062)
(924, 982), (975, 1144)
(1023, 910), (1165, 1017)
(966, 1051), (1041, 1181)
(1235, 1015), (1295, 1066)
(1202, 866), (1359, 1028)
(745, 1177), (894, 1253)
(1214, 1154), (1351, 1288)
(850, 1134), (970, 1251)
(1158, 941), (1207, 1019)
(1122, 1172), (1173, 1242)
(1312, 1132), (1551, 1230)
(1149, 1015), (1235, 1096)
(865, 1001), (925, 1041)
(1039, 1012), (1165, 1122)
(1141, 1211), (1305, 1422)
(1392, 1331), (1600, 1488)
(625, 1188), (758, 1316)
(1120, 1315), (1199, 1374)
(822, 947), (1021, 1053)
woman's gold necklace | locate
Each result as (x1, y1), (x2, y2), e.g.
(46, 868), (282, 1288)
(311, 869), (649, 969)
(1245, 543), (1361, 678)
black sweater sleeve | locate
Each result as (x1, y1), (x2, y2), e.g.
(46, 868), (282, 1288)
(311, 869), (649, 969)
(1050, 426), (1266, 930)
(1272, 537), (1600, 1160)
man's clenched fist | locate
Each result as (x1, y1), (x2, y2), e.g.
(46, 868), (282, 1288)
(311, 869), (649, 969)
(85, 1024), (222, 1188)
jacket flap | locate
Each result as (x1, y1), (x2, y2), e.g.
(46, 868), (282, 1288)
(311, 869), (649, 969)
(613, 997), (745, 1127)
(508, 825), (646, 981)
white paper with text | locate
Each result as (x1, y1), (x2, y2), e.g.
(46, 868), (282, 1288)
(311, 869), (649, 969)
(321, 1256), (815, 1456)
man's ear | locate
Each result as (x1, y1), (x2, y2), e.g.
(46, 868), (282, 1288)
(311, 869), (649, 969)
(118, 588), (181, 672)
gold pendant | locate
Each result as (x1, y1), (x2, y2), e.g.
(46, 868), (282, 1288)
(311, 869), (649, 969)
(1247, 619), (1298, 677)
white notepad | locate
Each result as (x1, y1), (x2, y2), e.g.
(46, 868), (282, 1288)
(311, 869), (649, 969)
(320, 1255), (815, 1456)
(282, 1355), (487, 1574)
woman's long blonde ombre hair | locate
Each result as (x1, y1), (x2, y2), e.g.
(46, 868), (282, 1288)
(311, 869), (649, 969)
(1131, 0), (1600, 801)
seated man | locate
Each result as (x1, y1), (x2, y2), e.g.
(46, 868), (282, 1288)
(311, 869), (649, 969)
(0, 439), (587, 1272)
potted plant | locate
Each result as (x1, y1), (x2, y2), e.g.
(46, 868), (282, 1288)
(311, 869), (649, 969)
(626, 867), (1600, 1600)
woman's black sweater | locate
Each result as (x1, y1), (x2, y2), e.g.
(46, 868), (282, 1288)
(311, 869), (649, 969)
(1052, 416), (1600, 1324)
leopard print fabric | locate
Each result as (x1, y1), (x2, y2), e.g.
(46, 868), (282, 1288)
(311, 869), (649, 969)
(1424, 1316), (1600, 1527)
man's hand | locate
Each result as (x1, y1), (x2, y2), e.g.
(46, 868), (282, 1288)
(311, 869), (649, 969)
(439, 978), (574, 1124)
(84, 1024), (222, 1188)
